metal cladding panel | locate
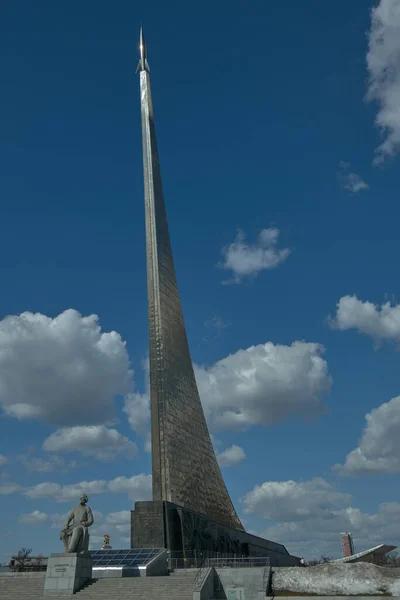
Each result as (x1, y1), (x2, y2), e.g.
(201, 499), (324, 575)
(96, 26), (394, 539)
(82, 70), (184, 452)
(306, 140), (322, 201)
(139, 70), (243, 531)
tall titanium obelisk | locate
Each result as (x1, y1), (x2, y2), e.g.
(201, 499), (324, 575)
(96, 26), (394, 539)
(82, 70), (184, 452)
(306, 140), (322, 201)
(137, 28), (243, 531)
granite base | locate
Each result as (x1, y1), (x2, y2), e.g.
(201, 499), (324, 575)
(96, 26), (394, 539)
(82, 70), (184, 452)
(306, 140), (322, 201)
(43, 552), (92, 596)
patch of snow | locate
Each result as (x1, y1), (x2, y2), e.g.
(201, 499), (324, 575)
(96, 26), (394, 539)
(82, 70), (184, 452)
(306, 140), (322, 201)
(272, 563), (400, 596)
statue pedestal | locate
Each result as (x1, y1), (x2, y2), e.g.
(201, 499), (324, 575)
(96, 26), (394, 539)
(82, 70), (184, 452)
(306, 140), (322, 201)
(43, 552), (92, 596)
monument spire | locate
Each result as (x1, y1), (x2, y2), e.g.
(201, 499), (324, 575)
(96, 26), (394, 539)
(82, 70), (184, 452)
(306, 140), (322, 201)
(137, 29), (243, 530)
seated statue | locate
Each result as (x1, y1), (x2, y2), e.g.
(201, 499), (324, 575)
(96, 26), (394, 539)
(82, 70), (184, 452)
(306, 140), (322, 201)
(60, 494), (94, 553)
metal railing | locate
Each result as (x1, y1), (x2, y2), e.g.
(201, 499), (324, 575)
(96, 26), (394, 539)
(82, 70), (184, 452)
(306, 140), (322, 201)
(208, 556), (270, 568)
(193, 558), (211, 591)
(193, 555), (271, 593)
(205, 557), (271, 593)
(262, 561), (272, 595)
(167, 550), (240, 570)
(193, 556), (271, 590)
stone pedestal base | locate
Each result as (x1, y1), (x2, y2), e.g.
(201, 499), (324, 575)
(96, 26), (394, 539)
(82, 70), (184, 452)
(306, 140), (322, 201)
(44, 552), (92, 596)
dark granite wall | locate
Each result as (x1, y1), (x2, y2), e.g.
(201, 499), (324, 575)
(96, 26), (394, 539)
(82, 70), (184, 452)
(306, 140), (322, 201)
(131, 501), (300, 566)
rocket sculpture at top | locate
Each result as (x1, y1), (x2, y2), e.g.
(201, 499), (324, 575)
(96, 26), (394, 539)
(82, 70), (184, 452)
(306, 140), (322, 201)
(136, 27), (150, 73)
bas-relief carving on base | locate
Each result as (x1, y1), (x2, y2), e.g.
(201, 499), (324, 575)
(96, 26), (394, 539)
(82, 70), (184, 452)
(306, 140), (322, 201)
(132, 500), (300, 564)
(178, 508), (248, 555)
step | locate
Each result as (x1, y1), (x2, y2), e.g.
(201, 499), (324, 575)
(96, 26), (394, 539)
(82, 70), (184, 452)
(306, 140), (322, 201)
(74, 577), (196, 599)
(0, 574), (200, 600)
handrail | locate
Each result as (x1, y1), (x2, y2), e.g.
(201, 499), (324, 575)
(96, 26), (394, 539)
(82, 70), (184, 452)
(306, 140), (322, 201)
(193, 557), (210, 591)
(208, 556), (270, 568)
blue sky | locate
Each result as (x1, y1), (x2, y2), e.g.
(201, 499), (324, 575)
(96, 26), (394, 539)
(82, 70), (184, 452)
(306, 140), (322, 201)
(1, 0), (400, 562)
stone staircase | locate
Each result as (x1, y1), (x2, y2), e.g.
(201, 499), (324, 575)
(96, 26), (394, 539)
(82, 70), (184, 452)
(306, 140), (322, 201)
(75, 570), (199, 599)
(0, 573), (46, 599)
(0, 570), (199, 599)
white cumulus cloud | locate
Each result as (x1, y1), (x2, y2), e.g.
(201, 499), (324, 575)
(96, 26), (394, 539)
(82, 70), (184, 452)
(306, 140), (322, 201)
(43, 426), (138, 462)
(243, 477), (400, 559)
(106, 475), (152, 497)
(219, 228), (290, 284)
(81, 510), (132, 548)
(105, 511), (131, 535)
(123, 358), (150, 438)
(119, 536), (131, 546)
(338, 161), (369, 193)
(367, 0), (400, 163)
(17, 451), (77, 473)
(106, 510), (131, 525)
(127, 341), (331, 435)
(123, 393), (150, 436)
(262, 501), (400, 560)
(196, 341), (331, 431)
(144, 433), (152, 453)
(336, 396), (400, 475)
(217, 445), (246, 467)
(243, 478), (351, 522)
(23, 473), (152, 503)
(20, 510), (48, 524)
(330, 295), (400, 344)
(0, 483), (22, 495)
(0, 310), (132, 426)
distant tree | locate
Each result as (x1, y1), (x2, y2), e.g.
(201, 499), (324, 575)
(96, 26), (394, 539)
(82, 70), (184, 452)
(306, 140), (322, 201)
(14, 548), (32, 572)
(319, 555), (333, 563)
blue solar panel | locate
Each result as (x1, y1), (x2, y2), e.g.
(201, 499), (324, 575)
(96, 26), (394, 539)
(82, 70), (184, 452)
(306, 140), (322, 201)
(92, 548), (163, 567)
